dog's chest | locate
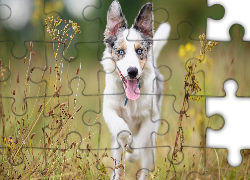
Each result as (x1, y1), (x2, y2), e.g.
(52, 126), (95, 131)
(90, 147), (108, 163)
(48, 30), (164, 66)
(116, 95), (151, 132)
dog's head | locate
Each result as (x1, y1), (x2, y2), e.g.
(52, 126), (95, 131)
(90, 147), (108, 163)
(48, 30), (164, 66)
(104, 0), (153, 100)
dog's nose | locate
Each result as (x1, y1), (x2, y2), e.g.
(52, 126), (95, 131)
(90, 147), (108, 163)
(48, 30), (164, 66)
(127, 67), (138, 79)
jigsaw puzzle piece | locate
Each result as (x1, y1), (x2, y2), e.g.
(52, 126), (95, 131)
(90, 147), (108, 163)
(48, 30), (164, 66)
(74, 42), (111, 95)
(155, 22), (206, 112)
(206, 79), (250, 167)
(83, 0), (169, 42)
(152, 0), (222, 40)
(43, 0), (105, 68)
(153, 146), (246, 179)
(0, 41), (52, 115)
(186, 148), (250, 179)
(0, 0), (63, 59)
(154, 93), (224, 160)
(41, 104), (102, 151)
(29, 40), (106, 97)
(27, 47), (75, 96)
(153, 146), (206, 179)
(52, 75), (102, 150)
(73, 148), (113, 179)
(126, 0), (216, 41)
(207, 0), (250, 41)
(194, 24), (250, 97)
(37, 76), (101, 150)
(51, 74), (102, 150)
(134, 146), (171, 180)
(97, 139), (171, 180)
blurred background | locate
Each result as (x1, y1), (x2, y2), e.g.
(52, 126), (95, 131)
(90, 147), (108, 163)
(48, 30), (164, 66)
(1, 0), (250, 179)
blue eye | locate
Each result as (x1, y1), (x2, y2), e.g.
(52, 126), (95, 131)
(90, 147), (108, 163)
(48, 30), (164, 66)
(118, 50), (124, 55)
(137, 49), (142, 54)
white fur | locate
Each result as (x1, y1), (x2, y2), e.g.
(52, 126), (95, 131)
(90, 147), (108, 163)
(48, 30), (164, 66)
(101, 23), (170, 180)
(153, 23), (171, 60)
(118, 29), (143, 78)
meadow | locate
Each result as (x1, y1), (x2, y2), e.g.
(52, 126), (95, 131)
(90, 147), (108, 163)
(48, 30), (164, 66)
(0, 1), (250, 179)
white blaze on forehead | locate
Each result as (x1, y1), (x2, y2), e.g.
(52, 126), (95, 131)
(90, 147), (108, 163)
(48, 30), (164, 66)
(117, 29), (142, 76)
(118, 29), (141, 100)
(125, 28), (141, 40)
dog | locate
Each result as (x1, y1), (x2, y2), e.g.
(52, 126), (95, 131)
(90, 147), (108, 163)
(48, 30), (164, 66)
(101, 1), (171, 179)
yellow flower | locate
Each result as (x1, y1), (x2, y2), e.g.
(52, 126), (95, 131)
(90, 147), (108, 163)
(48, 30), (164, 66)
(185, 43), (192, 52)
(178, 45), (185, 57)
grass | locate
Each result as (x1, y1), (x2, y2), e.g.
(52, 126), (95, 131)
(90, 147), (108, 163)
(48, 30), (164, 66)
(0, 16), (249, 180)
(165, 34), (218, 179)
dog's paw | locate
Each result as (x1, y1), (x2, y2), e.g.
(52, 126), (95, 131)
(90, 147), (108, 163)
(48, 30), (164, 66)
(125, 149), (141, 162)
(117, 131), (134, 154)
(116, 127), (135, 154)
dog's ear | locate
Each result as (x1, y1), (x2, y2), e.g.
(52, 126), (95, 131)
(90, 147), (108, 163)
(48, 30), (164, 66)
(104, 1), (127, 41)
(133, 3), (153, 38)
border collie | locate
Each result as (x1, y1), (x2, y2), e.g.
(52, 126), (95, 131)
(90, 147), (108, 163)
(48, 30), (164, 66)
(101, 1), (171, 179)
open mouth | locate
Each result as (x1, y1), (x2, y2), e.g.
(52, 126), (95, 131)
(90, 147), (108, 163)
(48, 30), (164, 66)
(118, 68), (140, 100)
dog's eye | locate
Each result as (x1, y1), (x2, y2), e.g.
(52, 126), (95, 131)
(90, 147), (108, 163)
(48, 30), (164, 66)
(118, 50), (124, 55)
(136, 49), (142, 55)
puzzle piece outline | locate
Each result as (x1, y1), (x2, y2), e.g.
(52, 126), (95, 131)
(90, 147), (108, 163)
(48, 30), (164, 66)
(1, 0), (248, 179)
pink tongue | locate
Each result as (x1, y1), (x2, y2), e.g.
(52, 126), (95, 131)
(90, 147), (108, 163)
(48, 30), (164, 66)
(126, 80), (140, 100)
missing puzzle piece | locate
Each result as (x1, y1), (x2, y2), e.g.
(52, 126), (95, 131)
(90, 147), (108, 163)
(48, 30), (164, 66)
(206, 79), (250, 167)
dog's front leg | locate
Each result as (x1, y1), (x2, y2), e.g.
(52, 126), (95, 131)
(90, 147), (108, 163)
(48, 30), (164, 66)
(103, 106), (135, 180)
(103, 106), (135, 153)
(126, 115), (160, 180)
(110, 135), (122, 180)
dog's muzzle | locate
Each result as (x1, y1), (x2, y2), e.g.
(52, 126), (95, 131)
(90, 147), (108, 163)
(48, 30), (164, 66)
(127, 67), (138, 79)
(118, 68), (140, 100)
